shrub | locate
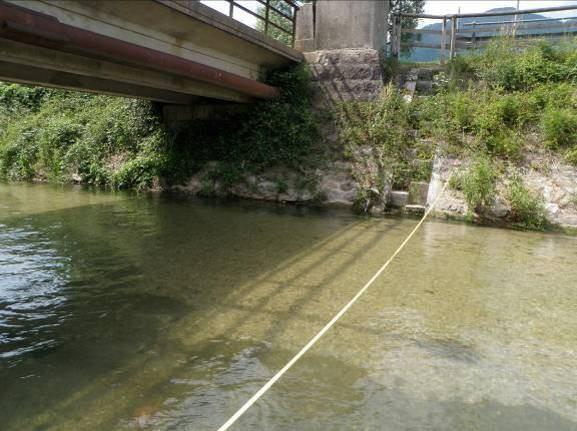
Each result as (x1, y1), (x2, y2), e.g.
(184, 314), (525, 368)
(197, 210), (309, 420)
(473, 39), (574, 91)
(0, 90), (163, 185)
(448, 170), (464, 190)
(528, 82), (577, 112)
(564, 146), (577, 165)
(482, 129), (523, 160)
(541, 107), (577, 149)
(411, 89), (474, 151)
(507, 176), (547, 230)
(0, 64), (319, 191)
(461, 156), (498, 211)
(0, 83), (54, 114)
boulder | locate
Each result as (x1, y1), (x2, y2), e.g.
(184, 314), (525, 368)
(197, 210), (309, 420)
(488, 197), (509, 218)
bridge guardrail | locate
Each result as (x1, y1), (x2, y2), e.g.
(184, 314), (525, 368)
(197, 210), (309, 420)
(391, 4), (577, 63)
(201, 0), (300, 47)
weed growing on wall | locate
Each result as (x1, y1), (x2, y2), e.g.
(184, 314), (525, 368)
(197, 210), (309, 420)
(460, 156), (498, 213)
(336, 84), (434, 209)
(161, 64), (320, 190)
(507, 175), (547, 230)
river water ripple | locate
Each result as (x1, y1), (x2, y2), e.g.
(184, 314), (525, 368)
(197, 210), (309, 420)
(1, 182), (576, 430)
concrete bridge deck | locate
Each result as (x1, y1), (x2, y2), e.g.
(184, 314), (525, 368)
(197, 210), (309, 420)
(0, 0), (303, 103)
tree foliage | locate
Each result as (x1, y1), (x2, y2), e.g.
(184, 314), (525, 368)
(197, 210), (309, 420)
(256, 0), (295, 46)
(390, 0), (425, 23)
(389, 0), (426, 56)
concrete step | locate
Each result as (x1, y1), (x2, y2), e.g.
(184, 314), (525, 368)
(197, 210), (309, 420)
(417, 68), (434, 81)
(409, 181), (429, 205)
(389, 191), (409, 208)
(406, 68), (419, 81)
(402, 81), (417, 102)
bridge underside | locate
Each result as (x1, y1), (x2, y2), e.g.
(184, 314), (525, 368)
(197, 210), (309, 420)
(0, 0), (302, 104)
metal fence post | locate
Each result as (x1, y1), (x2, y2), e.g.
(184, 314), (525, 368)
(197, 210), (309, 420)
(440, 17), (447, 64)
(450, 16), (457, 59)
(397, 16), (402, 56)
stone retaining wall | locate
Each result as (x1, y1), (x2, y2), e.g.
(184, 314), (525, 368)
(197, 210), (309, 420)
(428, 152), (577, 228)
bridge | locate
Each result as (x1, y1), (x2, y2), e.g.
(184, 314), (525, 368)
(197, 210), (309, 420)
(0, 0), (303, 104)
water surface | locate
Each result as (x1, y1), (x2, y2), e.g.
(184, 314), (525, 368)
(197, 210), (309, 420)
(1, 182), (576, 430)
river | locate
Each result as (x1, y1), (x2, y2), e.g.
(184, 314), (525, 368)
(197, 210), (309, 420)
(1, 182), (576, 430)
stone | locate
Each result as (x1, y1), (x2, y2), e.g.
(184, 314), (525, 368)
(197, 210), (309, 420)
(406, 69), (419, 81)
(310, 64), (379, 81)
(403, 81), (417, 92)
(369, 204), (385, 216)
(418, 68), (434, 80)
(551, 189), (567, 204)
(307, 48), (384, 104)
(389, 191), (409, 208)
(405, 204), (426, 216)
(546, 203), (560, 216)
(488, 197), (509, 218)
(557, 214), (577, 226)
(416, 80), (433, 94)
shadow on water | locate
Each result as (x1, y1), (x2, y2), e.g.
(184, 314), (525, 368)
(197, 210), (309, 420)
(0, 186), (371, 430)
(2, 184), (577, 431)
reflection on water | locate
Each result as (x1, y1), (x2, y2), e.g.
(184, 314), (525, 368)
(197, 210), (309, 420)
(0, 182), (576, 431)
(0, 225), (69, 361)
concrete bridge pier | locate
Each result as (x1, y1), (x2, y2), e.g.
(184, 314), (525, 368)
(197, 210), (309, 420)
(295, 0), (389, 104)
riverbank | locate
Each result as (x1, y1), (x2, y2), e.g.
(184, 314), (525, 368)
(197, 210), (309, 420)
(2, 38), (577, 231)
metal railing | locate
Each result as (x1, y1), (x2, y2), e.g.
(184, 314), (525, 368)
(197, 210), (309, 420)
(216, 0), (300, 47)
(391, 4), (577, 63)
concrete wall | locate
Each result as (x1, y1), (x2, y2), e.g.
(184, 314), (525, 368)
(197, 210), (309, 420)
(296, 0), (389, 52)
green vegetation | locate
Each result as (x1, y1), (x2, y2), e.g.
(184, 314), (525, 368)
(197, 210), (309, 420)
(336, 84), (433, 210)
(507, 175), (547, 230)
(541, 107), (577, 150)
(471, 39), (577, 91)
(255, 0), (294, 46)
(458, 157), (498, 212)
(412, 37), (577, 229)
(0, 64), (318, 191)
(416, 38), (577, 162)
(1, 36), (575, 230)
(0, 86), (163, 189)
(166, 64), (319, 189)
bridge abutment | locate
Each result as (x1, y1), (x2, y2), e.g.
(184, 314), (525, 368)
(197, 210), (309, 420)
(296, 0), (389, 104)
